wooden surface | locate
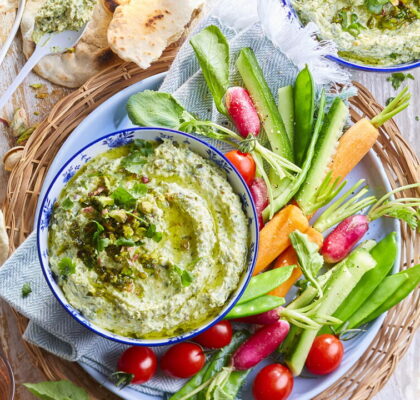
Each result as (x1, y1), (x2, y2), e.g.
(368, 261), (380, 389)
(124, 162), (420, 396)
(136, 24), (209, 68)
(0, 9), (419, 400)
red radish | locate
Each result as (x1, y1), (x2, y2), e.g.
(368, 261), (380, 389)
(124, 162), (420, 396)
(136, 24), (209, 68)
(250, 178), (269, 229)
(234, 307), (283, 325)
(232, 320), (290, 370)
(321, 215), (369, 263)
(225, 87), (261, 138)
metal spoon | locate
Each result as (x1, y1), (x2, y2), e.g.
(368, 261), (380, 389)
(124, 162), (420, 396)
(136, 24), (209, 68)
(0, 0), (27, 67)
(0, 24), (87, 111)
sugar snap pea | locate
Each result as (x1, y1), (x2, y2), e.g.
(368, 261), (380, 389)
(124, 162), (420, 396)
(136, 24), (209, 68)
(293, 65), (315, 166)
(169, 362), (211, 400)
(237, 265), (294, 305)
(349, 264), (420, 329)
(209, 369), (251, 399)
(225, 295), (285, 319)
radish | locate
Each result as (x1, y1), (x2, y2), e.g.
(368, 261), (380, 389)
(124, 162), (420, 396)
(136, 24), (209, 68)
(315, 183), (420, 263)
(225, 87), (261, 138)
(235, 307), (283, 325)
(321, 215), (369, 263)
(249, 178), (268, 229)
(232, 321), (290, 370)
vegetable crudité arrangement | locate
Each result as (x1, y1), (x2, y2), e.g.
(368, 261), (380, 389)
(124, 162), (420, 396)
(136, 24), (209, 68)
(113, 26), (419, 399)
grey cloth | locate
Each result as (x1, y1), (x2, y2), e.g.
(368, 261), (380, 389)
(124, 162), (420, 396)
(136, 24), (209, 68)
(0, 6), (346, 399)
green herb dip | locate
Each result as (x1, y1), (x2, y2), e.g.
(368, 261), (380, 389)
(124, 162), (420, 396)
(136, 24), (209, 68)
(293, 0), (420, 66)
(33, 0), (95, 43)
(48, 140), (249, 339)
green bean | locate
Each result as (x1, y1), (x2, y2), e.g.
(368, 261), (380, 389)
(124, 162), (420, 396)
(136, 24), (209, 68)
(225, 295), (285, 319)
(293, 66), (315, 166)
(349, 264), (420, 328)
(237, 265), (294, 305)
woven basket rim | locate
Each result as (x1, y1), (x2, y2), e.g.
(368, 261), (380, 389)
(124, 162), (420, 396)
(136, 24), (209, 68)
(1, 57), (419, 399)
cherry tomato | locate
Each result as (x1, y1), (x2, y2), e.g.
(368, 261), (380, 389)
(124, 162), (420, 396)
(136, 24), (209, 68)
(305, 334), (344, 375)
(225, 150), (256, 186)
(194, 321), (233, 348)
(252, 364), (294, 400)
(161, 342), (205, 378)
(117, 346), (157, 384)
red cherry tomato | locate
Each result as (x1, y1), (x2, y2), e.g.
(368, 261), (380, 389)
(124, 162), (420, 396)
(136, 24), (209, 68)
(194, 321), (233, 348)
(225, 150), (256, 186)
(252, 364), (294, 400)
(117, 346), (157, 384)
(305, 334), (344, 375)
(161, 342), (205, 378)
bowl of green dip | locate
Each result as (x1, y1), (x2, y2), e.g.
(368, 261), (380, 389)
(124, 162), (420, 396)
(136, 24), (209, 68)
(37, 127), (259, 346)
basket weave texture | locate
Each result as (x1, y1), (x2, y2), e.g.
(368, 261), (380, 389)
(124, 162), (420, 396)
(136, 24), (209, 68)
(1, 53), (419, 399)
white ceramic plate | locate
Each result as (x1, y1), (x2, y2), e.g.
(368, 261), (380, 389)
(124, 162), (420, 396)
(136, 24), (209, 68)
(35, 73), (400, 400)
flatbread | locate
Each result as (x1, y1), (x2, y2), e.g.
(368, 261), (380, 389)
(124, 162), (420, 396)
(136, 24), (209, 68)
(0, 0), (17, 13)
(0, 210), (9, 266)
(21, 0), (121, 88)
(108, 0), (204, 69)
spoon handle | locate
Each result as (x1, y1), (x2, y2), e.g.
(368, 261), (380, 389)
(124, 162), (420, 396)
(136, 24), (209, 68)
(0, 46), (47, 111)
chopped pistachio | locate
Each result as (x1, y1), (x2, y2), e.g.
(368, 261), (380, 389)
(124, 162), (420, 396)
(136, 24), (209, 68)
(30, 83), (44, 90)
(10, 108), (29, 137)
(35, 93), (49, 99)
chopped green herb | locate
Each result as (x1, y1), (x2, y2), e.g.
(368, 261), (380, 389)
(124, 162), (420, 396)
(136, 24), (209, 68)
(131, 183), (148, 198)
(111, 187), (136, 209)
(133, 139), (155, 156)
(365, 0), (390, 15)
(145, 224), (163, 242)
(385, 97), (395, 106)
(61, 197), (74, 210)
(115, 237), (137, 247)
(173, 266), (194, 287)
(387, 72), (414, 90)
(22, 283), (32, 298)
(91, 220), (109, 252)
(58, 257), (76, 278)
(333, 8), (366, 37)
(121, 152), (147, 175)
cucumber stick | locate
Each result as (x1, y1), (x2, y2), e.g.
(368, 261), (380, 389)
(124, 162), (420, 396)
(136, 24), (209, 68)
(278, 85), (294, 142)
(236, 48), (293, 161)
(285, 248), (376, 376)
(295, 98), (348, 215)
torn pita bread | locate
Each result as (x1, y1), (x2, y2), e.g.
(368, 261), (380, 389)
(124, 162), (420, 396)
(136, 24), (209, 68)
(0, 210), (9, 266)
(0, 0), (17, 13)
(108, 0), (204, 69)
(21, 0), (121, 88)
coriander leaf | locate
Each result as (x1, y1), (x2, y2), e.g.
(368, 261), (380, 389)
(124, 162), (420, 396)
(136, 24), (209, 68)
(131, 183), (148, 198)
(333, 8), (365, 37)
(111, 187), (136, 209)
(127, 90), (195, 129)
(190, 25), (230, 115)
(121, 152), (147, 175)
(22, 283), (32, 298)
(145, 224), (163, 242)
(133, 139), (154, 156)
(23, 380), (89, 400)
(115, 237), (137, 247)
(61, 197), (74, 210)
(58, 258), (76, 279)
(173, 266), (194, 287)
(289, 231), (324, 297)
(387, 72), (415, 90)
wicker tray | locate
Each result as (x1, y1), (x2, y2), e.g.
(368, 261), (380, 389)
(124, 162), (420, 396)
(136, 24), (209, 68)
(1, 52), (419, 399)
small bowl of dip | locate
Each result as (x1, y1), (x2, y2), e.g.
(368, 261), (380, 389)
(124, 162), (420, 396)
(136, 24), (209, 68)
(283, 0), (420, 72)
(37, 127), (259, 346)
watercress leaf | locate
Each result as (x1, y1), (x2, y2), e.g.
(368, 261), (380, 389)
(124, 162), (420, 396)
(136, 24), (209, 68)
(131, 183), (148, 198)
(23, 380), (89, 400)
(111, 187), (136, 209)
(173, 266), (194, 287)
(127, 90), (195, 129)
(58, 258), (76, 278)
(22, 283), (32, 298)
(190, 25), (230, 116)
(61, 197), (74, 210)
(115, 237), (137, 247)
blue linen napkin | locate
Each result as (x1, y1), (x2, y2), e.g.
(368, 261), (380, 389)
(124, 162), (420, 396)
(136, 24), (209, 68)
(0, 0), (350, 397)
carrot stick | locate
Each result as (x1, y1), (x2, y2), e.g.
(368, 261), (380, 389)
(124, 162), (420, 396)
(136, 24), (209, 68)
(253, 205), (309, 276)
(269, 227), (323, 297)
(330, 118), (378, 182)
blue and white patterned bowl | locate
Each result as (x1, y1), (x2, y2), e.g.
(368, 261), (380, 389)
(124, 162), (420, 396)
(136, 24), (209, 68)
(282, 0), (420, 72)
(37, 127), (259, 346)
